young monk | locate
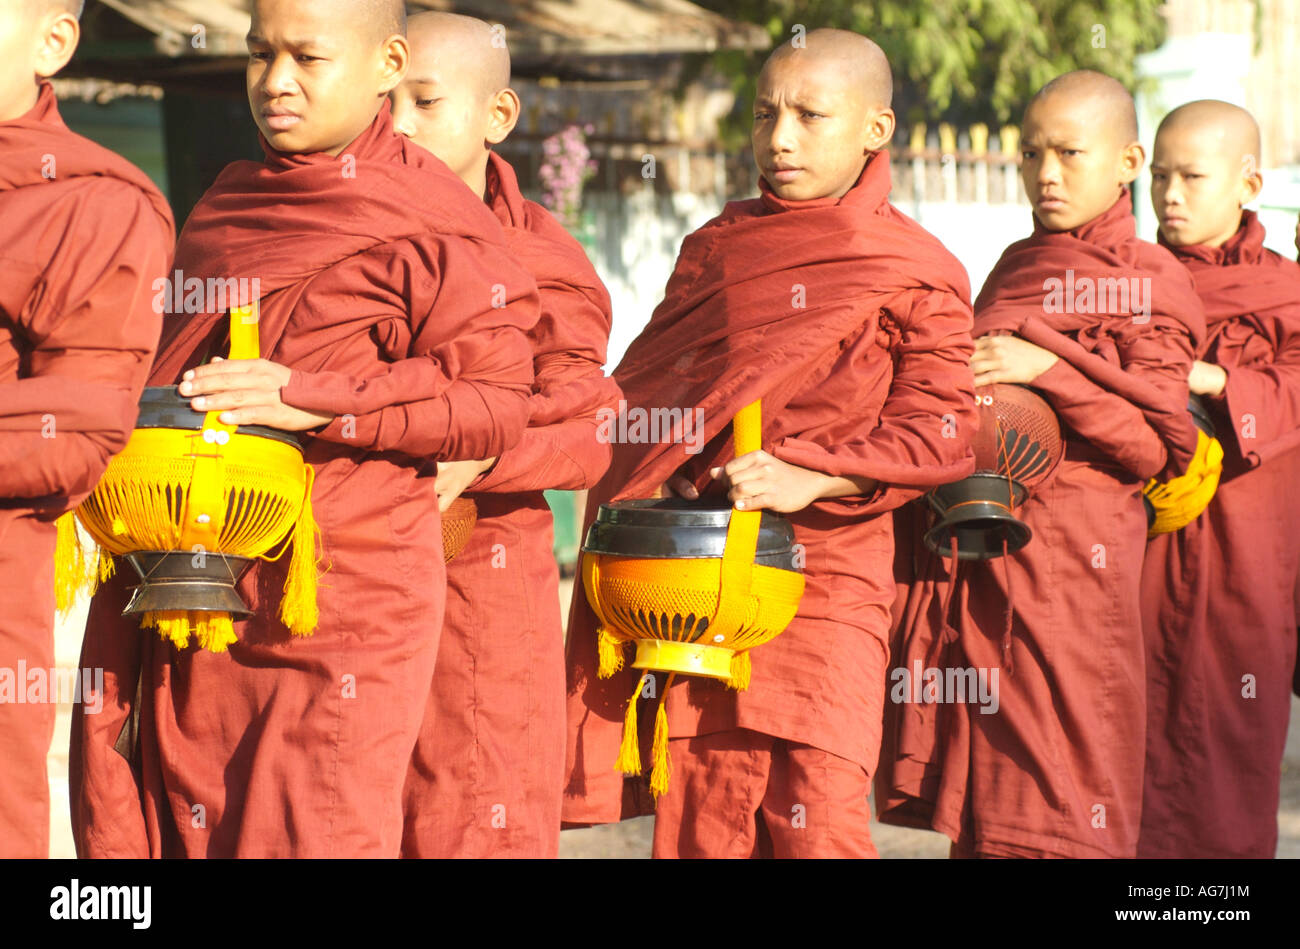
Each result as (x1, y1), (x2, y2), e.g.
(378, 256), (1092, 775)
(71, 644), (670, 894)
(877, 70), (1207, 858)
(0, 0), (173, 859)
(389, 12), (619, 858)
(68, 0), (541, 857)
(1140, 100), (1300, 858)
(562, 29), (977, 858)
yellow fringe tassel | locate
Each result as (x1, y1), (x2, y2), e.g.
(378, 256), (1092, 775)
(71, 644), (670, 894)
(278, 466), (320, 636)
(143, 610), (196, 650)
(194, 613), (237, 653)
(725, 650), (751, 691)
(596, 627), (625, 678)
(649, 673), (676, 800)
(54, 512), (105, 616)
(98, 549), (116, 584)
(142, 610), (238, 653)
(615, 676), (643, 775)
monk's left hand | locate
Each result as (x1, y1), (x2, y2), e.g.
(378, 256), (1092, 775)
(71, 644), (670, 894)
(710, 451), (827, 513)
(434, 457), (497, 513)
(178, 357), (333, 431)
(1189, 360), (1227, 397)
(971, 335), (1059, 387)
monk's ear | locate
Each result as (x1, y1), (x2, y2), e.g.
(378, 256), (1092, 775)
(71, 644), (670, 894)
(1117, 140), (1145, 185)
(375, 35), (410, 96)
(1239, 156), (1263, 207)
(34, 12), (80, 79)
(862, 107), (895, 153)
(486, 88), (521, 146)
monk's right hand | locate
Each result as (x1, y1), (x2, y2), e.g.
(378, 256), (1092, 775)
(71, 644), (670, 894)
(658, 475), (699, 500)
(179, 357), (334, 431)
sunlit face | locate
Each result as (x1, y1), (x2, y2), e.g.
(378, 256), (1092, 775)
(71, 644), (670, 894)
(1020, 93), (1142, 232)
(389, 40), (491, 185)
(1151, 122), (1259, 248)
(751, 54), (889, 201)
(0, 1), (78, 122)
(246, 0), (407, 157)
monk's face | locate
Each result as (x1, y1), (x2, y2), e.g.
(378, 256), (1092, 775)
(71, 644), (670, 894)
(751, 54), (892, 201)
(1151, 123), (1261, 248)
(1021, 93), (1143, 232)
(0, 1), (78, 122)
(389, 33), (496, 185)
(246, 0), (408, 157)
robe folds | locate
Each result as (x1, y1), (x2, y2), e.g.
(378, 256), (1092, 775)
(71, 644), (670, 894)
(561, 152), (979, 847)
(0, 82), (173, 858)
(878, 191), (1206, 858)
(401, 152), (620, 858)
(69, 102), (540, 858)
(1138, 212), (1300, 858)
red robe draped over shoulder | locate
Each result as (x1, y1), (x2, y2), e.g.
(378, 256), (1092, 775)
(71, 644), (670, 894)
(401, 152), (620, 858)
(562, 153), (978, 827)
(0, 83), (173, 858)
(878, 191), (1206, 858)
(1139, 212), (1300, 857)
(69, 104), (539, 858)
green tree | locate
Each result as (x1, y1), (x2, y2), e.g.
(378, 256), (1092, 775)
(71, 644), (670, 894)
(693, 0), (1166, 145)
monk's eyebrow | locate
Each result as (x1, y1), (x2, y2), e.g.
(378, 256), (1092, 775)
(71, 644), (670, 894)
(753, 95), (829, 111)
(246, 32), (331, 49)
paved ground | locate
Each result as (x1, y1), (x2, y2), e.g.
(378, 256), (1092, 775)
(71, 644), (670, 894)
(47, 578), (1300, 858)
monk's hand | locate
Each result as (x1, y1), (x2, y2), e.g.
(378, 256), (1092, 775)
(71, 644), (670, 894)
(971, 335), (1059, 387)
(657, 474), (700, 500)
(434, 457), (496, 513)
(1189, 360), (1227, 397)
(178, 357), (333, 431)
(710, 451), (825, 513)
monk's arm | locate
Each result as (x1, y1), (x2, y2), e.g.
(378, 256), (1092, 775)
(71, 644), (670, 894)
(283, 242), (540, 460)
(1216, 319), (1300, 466)
(469, 264), (618, 491)
(1018, 318), (1194, 480)
(1024, 361), (1167, 478)
(472, 371), (622, 493)
(0, 191), (166, 501)
(769, 290), (978, 515)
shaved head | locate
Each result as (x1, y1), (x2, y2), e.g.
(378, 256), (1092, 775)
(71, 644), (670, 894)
(750, 28), (896, 201)
(391, 11), (519, 197)
(1157, 99), (1260, 163)
(762, 27), (892, 111)
(1151, 100), (1263, 248)
(30, 0), (82, 14)
(363, 0), (405, 42)
(246, 0), (411, 156)
(1029, 69), (1138, 144)
(3, 0), (81, 121)
(1020, 70), (1145, 231)
(407, 11), (510, 100)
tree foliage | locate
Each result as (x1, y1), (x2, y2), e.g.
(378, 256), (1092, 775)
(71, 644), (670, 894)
(693, 0), (1167, 145)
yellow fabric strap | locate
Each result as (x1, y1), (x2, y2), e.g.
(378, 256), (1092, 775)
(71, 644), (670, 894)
(709, 399), (763, 642)
(187, 303), (263, 554)
(199, 301), (260, 438)
(1142, 428), (1224, 537)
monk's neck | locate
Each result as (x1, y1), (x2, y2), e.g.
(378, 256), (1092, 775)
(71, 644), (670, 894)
(1, 83), (42, 124)
(463, 157), (491, 202)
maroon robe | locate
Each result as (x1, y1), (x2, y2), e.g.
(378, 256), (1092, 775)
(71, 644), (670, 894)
(1139, 212), (1300, 857)
(878, 191), (1206, 857)
(69, 103), (539, 857)
(561, 153), (978, 855)
(0, 83), (173, 858)
(401, 152), (619, 858)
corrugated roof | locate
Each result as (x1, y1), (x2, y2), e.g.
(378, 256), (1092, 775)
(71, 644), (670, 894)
(91, 0), (769, 59)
